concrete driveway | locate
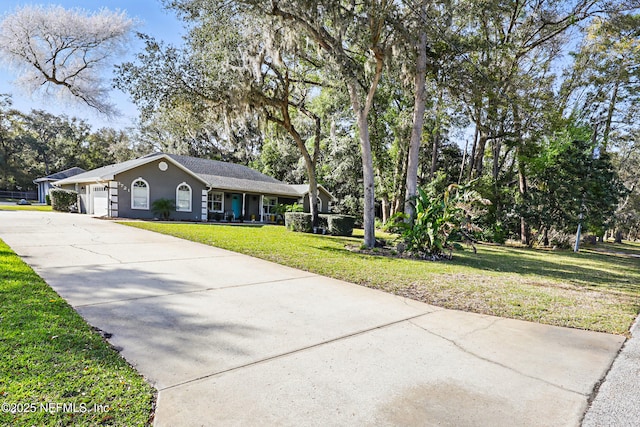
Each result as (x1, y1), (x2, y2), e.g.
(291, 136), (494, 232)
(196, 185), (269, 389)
(0, 211), (625, 426)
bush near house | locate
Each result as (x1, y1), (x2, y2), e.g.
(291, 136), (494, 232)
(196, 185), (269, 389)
(285, 212), (355, 236)
(49, 188), (78, 212)
(321, 214), (356, 237)
(285, 212), (312, 233)
(151, 198), (175, 220)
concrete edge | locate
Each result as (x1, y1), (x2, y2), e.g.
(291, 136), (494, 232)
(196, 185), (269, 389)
(579, 312), (639, 424)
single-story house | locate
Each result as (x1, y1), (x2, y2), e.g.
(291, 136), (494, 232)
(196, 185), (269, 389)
(33, 167), (86, 204)
(53, 153), (334, 222)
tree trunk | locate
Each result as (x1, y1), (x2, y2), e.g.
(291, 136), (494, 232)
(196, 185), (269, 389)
(614, 230), (623, 244)
(492, 138), (501, 181)
(543, 227), (549, 247)
(392, 138), (409, 217)
(519, 157), (530, 246)
(472, 131), (488, 178)
(353, 107), (376, 248)
(458, 139), (468, 184)
(380, 194), (390, 224)
(347, 59), (383, 248)
(467, 103), (480, 180)
(430, 132), (439, 180)
(404, 15), (428, 222)
(277, 81), (319, 228)
(43, 150), (50, 176)
(603, 69), (621, 152)
(520, 217), (529, 246)
(516, 146), (529, 245)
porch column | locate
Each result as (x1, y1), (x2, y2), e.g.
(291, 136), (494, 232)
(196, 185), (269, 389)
(109, 181), (118, 218)
(260, 195), (264, 222)
(74, 183), (83, 214)
(201, 189), (208, 222)
(242, 193), (246, 218)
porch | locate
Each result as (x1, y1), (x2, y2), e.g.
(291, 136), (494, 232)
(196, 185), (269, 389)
(206, 190), (298, 224)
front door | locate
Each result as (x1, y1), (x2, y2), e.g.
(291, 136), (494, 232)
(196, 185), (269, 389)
(231, 194), (242, 219)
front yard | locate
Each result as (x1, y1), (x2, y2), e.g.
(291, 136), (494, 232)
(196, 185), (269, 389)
(0, 239), (155, 426)
(124, 222), (640, 336)
(0, 204), (53, 212)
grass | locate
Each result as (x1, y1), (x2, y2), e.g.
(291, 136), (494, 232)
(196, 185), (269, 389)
(124, 222), (640, 336)
(0, 204), (53, 212)
(0, 239), (155, 426)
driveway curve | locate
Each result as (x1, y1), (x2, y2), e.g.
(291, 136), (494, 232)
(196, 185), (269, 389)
(0, 211), (625, 426)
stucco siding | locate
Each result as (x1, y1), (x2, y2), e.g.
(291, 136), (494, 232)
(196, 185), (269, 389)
(302, 190), (332, 213)
(115, 159), (206, 221)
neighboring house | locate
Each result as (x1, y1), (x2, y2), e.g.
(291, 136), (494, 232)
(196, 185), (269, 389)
(33, 167), (86, 204)
(53, 153), (334, 221)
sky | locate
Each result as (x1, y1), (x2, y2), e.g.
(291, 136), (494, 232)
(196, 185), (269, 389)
(0, 1), (186, 130)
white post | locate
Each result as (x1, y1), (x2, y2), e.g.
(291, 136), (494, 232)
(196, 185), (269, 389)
(260, 195), (264, 222)
(242, 193), (246, 218)
(201, 189), (208, 222)
(109, 181), (118, 218)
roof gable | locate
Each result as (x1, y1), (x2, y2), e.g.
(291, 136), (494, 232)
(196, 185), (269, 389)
(54, 154), (206, 186)
(34, 167), (86, 182)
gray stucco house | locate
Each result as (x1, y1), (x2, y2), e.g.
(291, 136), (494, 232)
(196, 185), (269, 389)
(53, 153), (333, 222)
(33, 167), (86, 204)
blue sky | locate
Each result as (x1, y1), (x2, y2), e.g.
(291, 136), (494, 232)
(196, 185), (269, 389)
(0, 1), (186, 130)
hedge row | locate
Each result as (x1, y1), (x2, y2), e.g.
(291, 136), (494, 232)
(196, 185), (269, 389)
(285, 212), (355, 236)
(49, 188), (78, 212)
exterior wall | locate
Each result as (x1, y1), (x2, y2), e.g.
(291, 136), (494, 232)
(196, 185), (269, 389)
(37, 181), (54, 204)
(77, 185), (88, 214)
(244, 194), (261, 221)
(115, 159), (206, 221)
(301, 190), (332, 213)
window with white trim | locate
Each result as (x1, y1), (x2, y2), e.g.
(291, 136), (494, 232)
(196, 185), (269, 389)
(176, 183), (192, 212)
(263, 196), (277, 215)
(131, 178), (149, 210)
(208, 191), (223, 212)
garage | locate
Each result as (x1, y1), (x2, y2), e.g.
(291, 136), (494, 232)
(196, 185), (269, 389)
(91, 184), (109, 216)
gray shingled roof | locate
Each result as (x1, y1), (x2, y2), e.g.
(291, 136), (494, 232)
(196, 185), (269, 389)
(166, 154), (303, 197)
(54, 156), (166, 185)
(166, 154), (282, 183)
(53, 153), (316, 199)
(33, 167), (86, 182)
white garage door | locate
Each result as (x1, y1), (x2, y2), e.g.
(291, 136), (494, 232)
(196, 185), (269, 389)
(91, 185), (108, 216)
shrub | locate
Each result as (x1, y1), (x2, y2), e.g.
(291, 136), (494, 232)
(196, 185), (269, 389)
(50, 188), (78, 212)
(382, 212), (407, 234)
(285, 212), (312, 233)
(45, 194), (51, 205)
(321, 214), (355, 236)
(397, 183), (490, 259)
(151, 198), (175, 220)
(286, 202), (304, 213)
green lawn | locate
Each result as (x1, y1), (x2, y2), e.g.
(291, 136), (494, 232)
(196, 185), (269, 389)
(0, 204), (53, 212)
(124, 222), (640, 336)
(0, 239), (155, 426)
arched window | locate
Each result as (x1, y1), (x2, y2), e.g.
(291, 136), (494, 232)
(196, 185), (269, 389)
(176, 183), (192, 212)
(131, 178), (149, 210)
